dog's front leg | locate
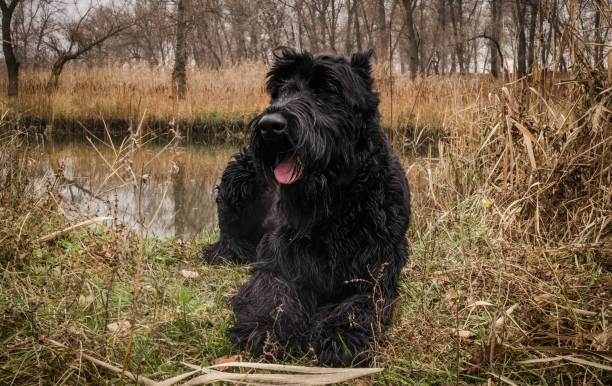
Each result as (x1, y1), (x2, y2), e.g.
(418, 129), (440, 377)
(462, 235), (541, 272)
(310, 292), (395, 367)
(203, 148), (273, 263)
(229, 270), (310, 360)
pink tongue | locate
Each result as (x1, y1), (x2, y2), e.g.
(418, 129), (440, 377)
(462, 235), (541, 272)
(274, 155), (302, 184)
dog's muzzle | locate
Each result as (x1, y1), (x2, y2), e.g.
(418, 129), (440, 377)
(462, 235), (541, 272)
(257, 113), (287, 140)
(255, 112), (303, 184)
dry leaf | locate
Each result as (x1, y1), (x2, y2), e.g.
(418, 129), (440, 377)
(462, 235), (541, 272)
(180, 269), (200, 279)
(213, 355), (242, 371)
(67, 325), (84, 336)
(444, 289), (458, 312)
(590, 326), (611, 350)
(432, 273), (449, 288)
(450, 328), (475, 339)
(468, 300), (494, 307)
(107, 320), (131, 333)
(534, 293), (553, 303)
(466, 354), (483, 375)
(495, 303), (519, 329)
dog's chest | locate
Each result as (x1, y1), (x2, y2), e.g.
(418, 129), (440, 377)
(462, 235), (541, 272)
(277, 226), (368, 296)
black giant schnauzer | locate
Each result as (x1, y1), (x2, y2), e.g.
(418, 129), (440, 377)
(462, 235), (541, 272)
(206, 48), (411, 366)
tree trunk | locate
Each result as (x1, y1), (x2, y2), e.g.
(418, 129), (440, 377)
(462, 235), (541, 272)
(1, 1), (20, 97)
(172, 0), (187, 100)
(594, 0), (603, 66)
(540, 0), (548, 66)
(297, 11), (305, 51)
(360, 3), (374, 49)
(527, 1), (537, 71)
(437, 0), (447, 74)
(305, 3), (320, 52)
(489, 0), (502, 79)
(47, 56), (67, 91)
(449, 0), (465, 73)
(328, 0), (338, 53)
(345, 0), (353, 54)
(354, 0), (362, 52)
(316, 4), (326, 51)
(376, 0), (387, 60)
(401, 0), (419, 80)
(515, 0), (527, 77)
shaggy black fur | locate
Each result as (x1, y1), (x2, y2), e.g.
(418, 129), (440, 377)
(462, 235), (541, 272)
(205, 47), (411, 366)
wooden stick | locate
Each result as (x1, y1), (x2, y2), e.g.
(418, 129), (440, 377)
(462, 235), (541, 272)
(48, 339), (156, 386)
(35, 217), (112, 243)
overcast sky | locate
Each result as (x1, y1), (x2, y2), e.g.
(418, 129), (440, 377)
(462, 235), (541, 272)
(71, 0), (118, 15)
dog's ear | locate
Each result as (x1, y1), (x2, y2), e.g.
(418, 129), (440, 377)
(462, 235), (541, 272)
(350, 49), (374, 91)
(273, 46), (298, 60)
(350, 49), (374, 73)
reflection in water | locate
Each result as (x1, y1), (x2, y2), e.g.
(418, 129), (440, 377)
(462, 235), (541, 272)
(38, 141), (236, 240)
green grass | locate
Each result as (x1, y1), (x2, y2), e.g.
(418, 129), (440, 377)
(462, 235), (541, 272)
(0, 211), (250, 383)
(1, 187), (610, 384)
(1, 61), (611, 383)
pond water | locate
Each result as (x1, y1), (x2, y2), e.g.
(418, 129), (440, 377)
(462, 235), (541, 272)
(34, 140), (237, 240)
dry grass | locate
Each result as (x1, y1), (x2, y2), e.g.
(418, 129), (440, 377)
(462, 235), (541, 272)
(1, 63), (267, 121)
(383, 59), (612, 382)
(0, 62), (495, 140)
(1, 50), (611, 383)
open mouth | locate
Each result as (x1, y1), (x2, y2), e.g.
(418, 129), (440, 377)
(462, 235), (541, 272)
(273, 153), (303, 184)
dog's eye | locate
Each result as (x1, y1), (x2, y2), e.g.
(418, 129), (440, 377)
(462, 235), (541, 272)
(282, 83), (300, 95)
(309, 78), (325, 93)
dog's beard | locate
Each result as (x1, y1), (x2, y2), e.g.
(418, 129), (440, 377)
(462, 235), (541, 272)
(249, 104), (362, 230)
(253, 138), (305, 186)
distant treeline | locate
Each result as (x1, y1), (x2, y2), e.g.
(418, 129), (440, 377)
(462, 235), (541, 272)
(0, 0), (610, 98)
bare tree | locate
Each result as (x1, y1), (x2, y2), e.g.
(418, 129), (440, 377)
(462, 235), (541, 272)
(13, 0), (59, 68)
(353, 0), (363, 52)
(130, 0), (172, 66)
(45, 2), (131, 90)
(400, 0), (419, 80)
(489, 0), (503, 78)
(375, 0), (387, 59)
(1, 0), (21, 97)
(172, 0), (187, 99)
(449, 0), (466, 73)
(435, 0), (448, 74)
(0, 0), (606, 83)
(526, 0), (537, 71)
(514, 0), (527, 76)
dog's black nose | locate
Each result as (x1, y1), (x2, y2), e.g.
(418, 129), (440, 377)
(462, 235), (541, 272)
(257, 113), (287, 138)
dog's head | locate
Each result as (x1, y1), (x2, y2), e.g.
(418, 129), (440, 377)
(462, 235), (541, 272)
(250, 47), (380, 187)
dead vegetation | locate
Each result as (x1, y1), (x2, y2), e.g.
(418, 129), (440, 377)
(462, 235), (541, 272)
(385, 47), (612, 382)
(1, 47), (612, 386)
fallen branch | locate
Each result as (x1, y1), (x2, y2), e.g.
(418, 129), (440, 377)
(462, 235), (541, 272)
(35, 217), (112, 243)
(48, 339), (156, 385)
(518, 355), (612, 372)
(46, 339), (383, 385)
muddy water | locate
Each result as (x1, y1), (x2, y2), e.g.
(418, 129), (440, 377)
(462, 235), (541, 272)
(37, 141), (237, 240)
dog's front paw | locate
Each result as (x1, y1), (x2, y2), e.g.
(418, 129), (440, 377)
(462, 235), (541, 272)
(201, 239), (247, 264)
(311, 328), (371, 367)
(201, 241), (225, 264)
(229, 322), (283, 360)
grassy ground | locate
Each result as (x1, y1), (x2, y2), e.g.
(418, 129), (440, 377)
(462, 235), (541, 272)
(1, 126), (611, 385)
(1, 187), (610, 384)
(1, 59), (611, 383)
